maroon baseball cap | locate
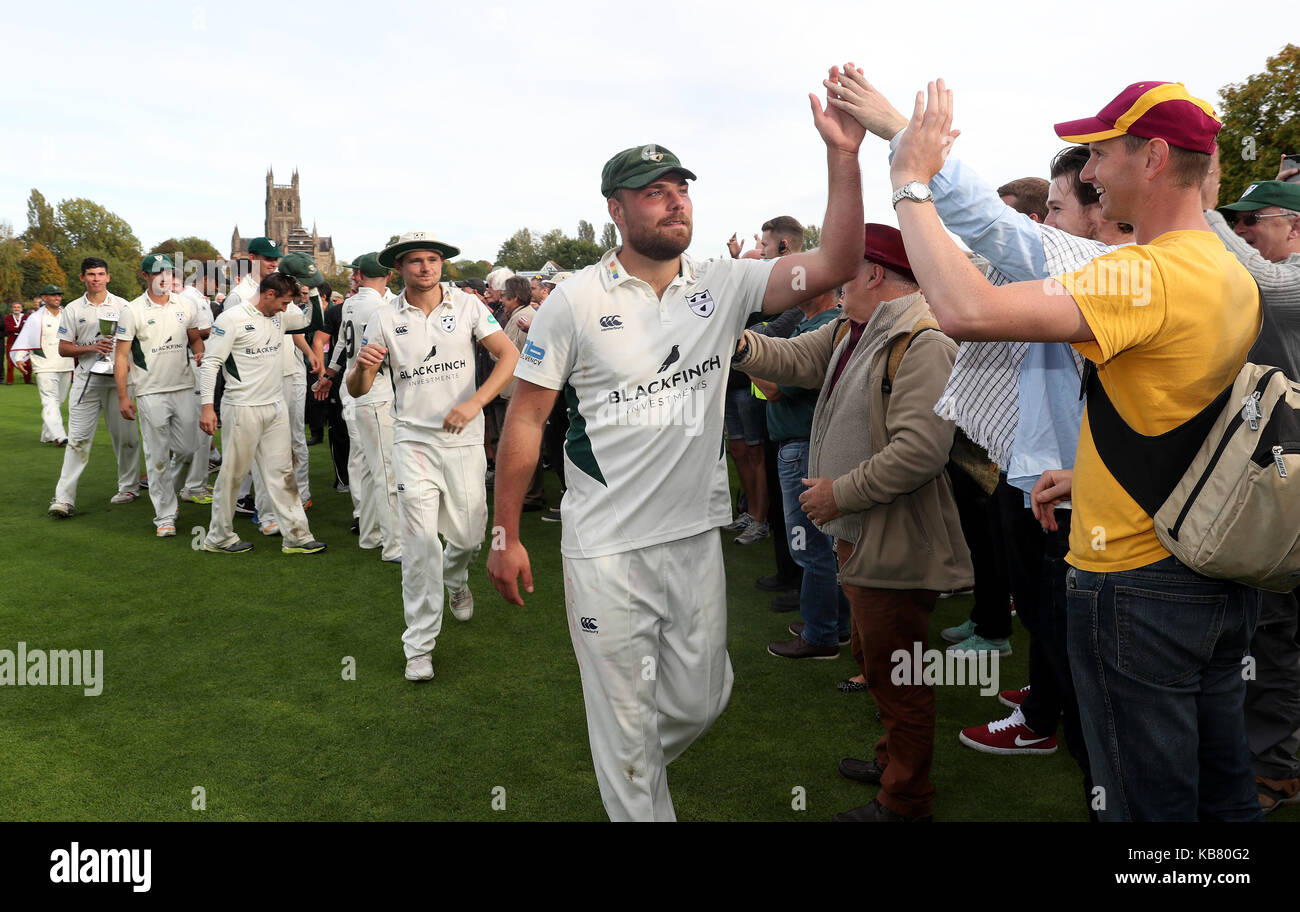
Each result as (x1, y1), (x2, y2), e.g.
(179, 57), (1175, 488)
(1054, 82), (1221, 154)
(863, 223), (915, 284)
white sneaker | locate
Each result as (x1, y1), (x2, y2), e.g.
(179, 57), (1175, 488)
(156, 524), (176, 537)
(110, 490), (139, 505)
(404, 654), (434, 681)
(734, 521), (770, 545)
(260, 521), (280, 537)
(48, 501), (74, 518)
(723, 512), (754, 533)
(448, 587), (474, 621)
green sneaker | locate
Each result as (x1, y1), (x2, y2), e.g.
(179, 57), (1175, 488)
(940, 618), (977, 643)
(946, 633), (1012, 657)
(203, 540), (252, 554)
(283, 540), (327, 555)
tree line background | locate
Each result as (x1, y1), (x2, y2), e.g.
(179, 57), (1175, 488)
(2, 44), (1295, 306)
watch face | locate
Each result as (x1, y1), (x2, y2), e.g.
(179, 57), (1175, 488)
(909, 182), (933, 201)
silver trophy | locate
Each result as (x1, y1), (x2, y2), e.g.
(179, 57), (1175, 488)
(90, 314), (119, 375)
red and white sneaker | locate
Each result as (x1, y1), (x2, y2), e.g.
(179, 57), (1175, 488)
(998, 684), (1031, 709)
(958, 706), (1057, 755)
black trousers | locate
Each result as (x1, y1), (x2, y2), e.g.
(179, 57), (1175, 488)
(949, 469), (1011, 638)
(326, 391), (348, 489)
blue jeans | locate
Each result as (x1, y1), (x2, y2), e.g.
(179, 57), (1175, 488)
(777, 440), (849, 647)
(1066, 556), (1262, 821)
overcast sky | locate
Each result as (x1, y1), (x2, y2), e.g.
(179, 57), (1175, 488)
(0, 0), (1283, 266)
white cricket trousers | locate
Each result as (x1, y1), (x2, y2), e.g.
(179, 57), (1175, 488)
(343, 403), (369, 540)
(352, 400), (400, 561)
(253, 372), (310, 526)
(206, 401), (314, 549)
(35, 370), (71, 442)
(135, 390), (197, 528)
(393, 438), (486, 660)
(562, 529), (733, 822)
(180, 365), (210, 497)
(53, 378), (142, 506)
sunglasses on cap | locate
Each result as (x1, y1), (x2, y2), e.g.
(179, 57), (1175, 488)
(1233, 212), (1295, 227)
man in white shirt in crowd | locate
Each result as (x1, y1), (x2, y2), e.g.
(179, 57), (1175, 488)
(48, 257), (142, 517)
(199, 271), (325, 554)
(176, 270), (219, 504)
(114, 254), (207, 537)
(348, 231), (519, 682)
(316, 252), (402, 563)
(16, 284), (74, 445)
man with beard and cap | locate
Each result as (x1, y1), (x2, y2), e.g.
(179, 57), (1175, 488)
(487, 64), (867, 821)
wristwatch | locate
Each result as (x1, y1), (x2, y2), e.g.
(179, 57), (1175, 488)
(891, 180), (934, 209)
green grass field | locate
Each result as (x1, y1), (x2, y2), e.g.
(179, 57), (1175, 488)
(0, 380), (1095, 822)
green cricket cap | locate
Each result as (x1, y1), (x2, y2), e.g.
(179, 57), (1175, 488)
(247, 237), (283, 258)
(141, 253), (175, 274)
(38, 284), (63, 296)
(343, 252), (390, 278)
(278, 252), (321, 284)
(600, 144), (696, 198)
(1218, 180), (1300, 214)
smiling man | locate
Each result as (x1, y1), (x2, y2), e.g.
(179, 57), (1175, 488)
(889, 79), (1262, 821)
(487, 66), (866, 821)
(348, 231), (519, 683)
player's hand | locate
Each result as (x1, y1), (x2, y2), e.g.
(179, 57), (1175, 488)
(826, 64), (910, 141)
(1030, 468), (1072, 532)
(307, 352), (323, 375)
(1277, 154), (1299, 183)
(200, 405), (218, 436)
(120, 399), (136, 421)
(94, 337), (115, 355)
(313, 374), (332, 401)
(727, 233), (743, 258)
(356, 343), (387, 370)
(193, 350), (203, 367)
(810, 63), (868, 154)
(487, 538), (534, 607)
(799, 477), (843, 525)
(890, 78), (961, 188)
(443, 400), (480, 433)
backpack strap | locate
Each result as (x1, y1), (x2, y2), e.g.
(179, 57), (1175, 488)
(832, 317), (851, 351)
(1085, 278), (1268, 517)
(883, 318), (940, 395)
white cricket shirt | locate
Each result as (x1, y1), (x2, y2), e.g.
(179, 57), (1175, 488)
(330, 286), (394, 407)
(513, 248), (774, 558)
(58, 293), (130, 386)
(200, 300), (314, 407)
(29, 308), (74, 374)
(360, 284), (501, 446)
(116, 292), (202, 396)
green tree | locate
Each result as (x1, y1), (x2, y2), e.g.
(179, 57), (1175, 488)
(147, 236), (222, 263)
(56, 198), (141, 263)
(803, 224), (822, 250)
(0, 222), (24, 303)
(576, 220), (595, 244)
(20, 242), (66, 298)
(24, 189), (58, 249)
(1216, 44), (1300, 206)
(600, 222), (618, 250)
(541, 236), (604, 270)
(496, 228), (543, 271)
(59, 248), (141, 299)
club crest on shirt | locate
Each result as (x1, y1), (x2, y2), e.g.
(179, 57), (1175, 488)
(440, 313), (457, 334)
(686, 290), (715, 318)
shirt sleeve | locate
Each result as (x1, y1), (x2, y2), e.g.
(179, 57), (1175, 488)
(512, 287), (576, 391)
(1056, 246), (1166, 364)
(328, 306), (351, 374)
(282, 302), (309, 333)
(193, 299), (213, 331)
(471, 295), (502, 341)
(57, 306), (75, 342)
(891, 134), (1048, 283)
(115, 306), (137, 341)
(200, 313), (236, 405)
(729, 257), (777, 334)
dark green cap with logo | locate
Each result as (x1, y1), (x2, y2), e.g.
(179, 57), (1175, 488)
(39, 284), (63, 296)
(141, 253), (175, 274)
(343, 252), (390, 278)
(247, 237), (284, 258)
(600, 143), (697, 198)
(278, 252), (321, 284)
(1219, 180), (1300, 213)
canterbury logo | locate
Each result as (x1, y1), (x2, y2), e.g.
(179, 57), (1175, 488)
(599, 315), (623, 329)
(579, 617), (598, 633)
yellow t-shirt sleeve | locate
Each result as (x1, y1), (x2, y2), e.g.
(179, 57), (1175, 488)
(1055, 246), (1166, 364)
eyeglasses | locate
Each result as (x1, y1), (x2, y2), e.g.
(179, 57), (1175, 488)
(1235, 212), (1294, 227)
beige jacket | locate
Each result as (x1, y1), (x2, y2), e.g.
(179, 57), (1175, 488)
(737, 291), (974, 591)
(497, 304), (535, 399)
